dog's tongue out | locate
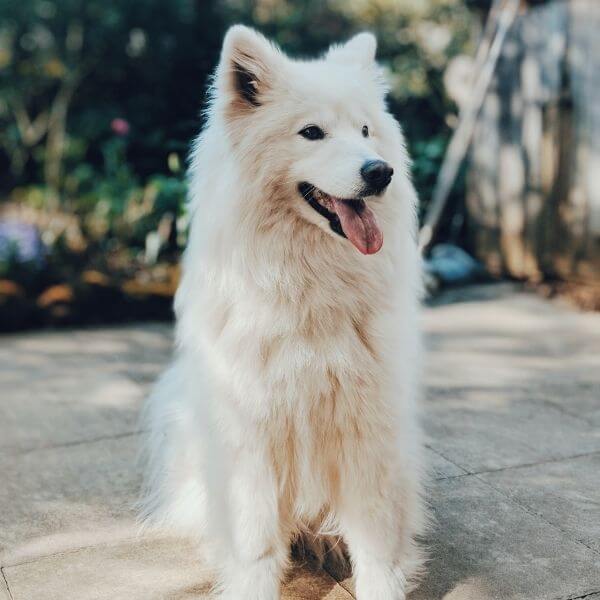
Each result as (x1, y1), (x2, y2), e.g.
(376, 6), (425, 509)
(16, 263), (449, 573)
(331, 199), (383, 255)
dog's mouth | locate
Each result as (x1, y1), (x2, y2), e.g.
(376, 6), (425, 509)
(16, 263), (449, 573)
(298, 182), (383, 255)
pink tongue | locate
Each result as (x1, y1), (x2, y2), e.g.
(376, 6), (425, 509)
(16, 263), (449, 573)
(332, 199), (383, 255)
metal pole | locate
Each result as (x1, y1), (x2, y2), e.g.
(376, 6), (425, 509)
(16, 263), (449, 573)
(419, 0), (521, 254)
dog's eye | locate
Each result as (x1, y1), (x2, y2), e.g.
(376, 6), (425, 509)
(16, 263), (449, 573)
(299, 125), (325, 141)
(362, 125), (369, 138)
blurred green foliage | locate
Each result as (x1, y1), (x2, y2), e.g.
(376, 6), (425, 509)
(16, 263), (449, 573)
(0, 0), (485, 319)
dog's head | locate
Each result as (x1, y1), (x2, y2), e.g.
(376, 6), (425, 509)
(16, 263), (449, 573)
(213, 25), (402, 255)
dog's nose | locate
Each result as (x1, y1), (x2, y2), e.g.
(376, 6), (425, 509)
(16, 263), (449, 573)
(360, 160), (394, 193)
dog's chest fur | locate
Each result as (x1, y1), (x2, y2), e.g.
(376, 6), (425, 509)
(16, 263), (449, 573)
(196, 245), (394, 514)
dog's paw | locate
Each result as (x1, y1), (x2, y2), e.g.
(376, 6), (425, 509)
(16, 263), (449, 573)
(355, 562), (407, 600)
(217, 556), (281, 600)
(218, 583), (279, 600)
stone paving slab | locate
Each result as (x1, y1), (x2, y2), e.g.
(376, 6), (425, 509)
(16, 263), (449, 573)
(71, 323), (175, 388)
(423, 387), (600, 473)
(3, 537), (350, 600)
(0, 323), (172, 453)
(1, 284), (600, 599)
(0, 332), (144, 453)
(0, 434), (140, 565)
(532, 382), (600, 427)
(424, 287), (600, 394)
(412, 476), (600, 600)
(423, 287), (600, 476)
(0, 373), (142, 454)
(479, 452), (600, 554)
(0, 575), (9, 600)
(426, 446), (468, 480)
(3, 536), (211, 600)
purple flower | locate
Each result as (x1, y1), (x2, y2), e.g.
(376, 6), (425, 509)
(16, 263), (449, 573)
(111, 118), (130, 136)
(0, 221), (45, 267)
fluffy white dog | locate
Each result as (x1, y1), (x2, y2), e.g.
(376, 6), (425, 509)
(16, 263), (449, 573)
(141, 25), (427, 600)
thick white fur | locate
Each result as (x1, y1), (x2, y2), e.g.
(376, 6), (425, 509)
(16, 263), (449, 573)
(140, 25), (427, 600)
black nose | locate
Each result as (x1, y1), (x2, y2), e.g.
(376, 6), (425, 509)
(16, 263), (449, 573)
(360, 160), (394, 193)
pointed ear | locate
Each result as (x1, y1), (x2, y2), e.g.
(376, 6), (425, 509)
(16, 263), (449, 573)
(218, 25), (279, 109)
(327, 32), (377, 67)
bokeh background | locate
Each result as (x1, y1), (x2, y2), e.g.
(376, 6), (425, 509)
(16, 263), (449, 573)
(1, 0), (598, 331)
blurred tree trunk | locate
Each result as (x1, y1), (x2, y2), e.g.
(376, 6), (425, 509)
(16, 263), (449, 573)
(44, 74), (80, 195)
(6, 19), (84, 200)
(466, 0), (600, 283)
(8, 102), (45, 178)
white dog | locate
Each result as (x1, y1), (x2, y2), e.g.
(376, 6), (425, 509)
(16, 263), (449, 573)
(140, 25), (427, 600)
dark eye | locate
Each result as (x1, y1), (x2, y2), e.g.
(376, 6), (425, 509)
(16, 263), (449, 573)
(299, 125), (325, 141)
(362, 125), (369, 138)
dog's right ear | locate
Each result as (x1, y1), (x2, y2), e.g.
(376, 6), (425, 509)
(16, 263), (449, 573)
(327, 32), (377, 68)
(219, 25), (278, 110)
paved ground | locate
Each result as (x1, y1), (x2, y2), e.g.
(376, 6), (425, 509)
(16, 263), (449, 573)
(1, 283), (599, 600)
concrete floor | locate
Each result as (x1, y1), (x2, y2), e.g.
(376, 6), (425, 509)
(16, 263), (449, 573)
(1, 283), (599, 600)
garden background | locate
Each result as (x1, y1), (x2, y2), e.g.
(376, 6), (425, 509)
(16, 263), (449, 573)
(0, 0), (489, 330)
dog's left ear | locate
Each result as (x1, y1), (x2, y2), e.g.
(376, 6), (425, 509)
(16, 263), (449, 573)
(219, 25), (280, 109)
(327, 32), (377, 67)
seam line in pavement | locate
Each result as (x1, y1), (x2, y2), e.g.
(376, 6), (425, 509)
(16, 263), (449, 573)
(425, 444), (470, 478)
(433, 449), (600, 481)
(537, 398), (596, 427)
(1, 568), (14, 600)
(7, 430), (143, 457)
(311, 565), (356, 600)
(427, 445), (600, 559)
(2, 535), (143, 569)
(561, 589), (600, 600)
(472, 473), (600, 558)
(331, 579), (355, 599)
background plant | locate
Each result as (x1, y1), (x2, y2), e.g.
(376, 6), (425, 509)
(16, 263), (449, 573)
(0, 0), (490, 327)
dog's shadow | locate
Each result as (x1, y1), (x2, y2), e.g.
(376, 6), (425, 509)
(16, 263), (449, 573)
(315, 536), (490, 600)
(406, 539), (491, 600)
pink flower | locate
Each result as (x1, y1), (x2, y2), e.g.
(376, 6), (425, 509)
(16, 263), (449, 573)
(111, 118), (130, 136)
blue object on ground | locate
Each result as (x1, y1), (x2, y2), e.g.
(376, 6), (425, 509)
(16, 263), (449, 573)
(424, 243), (485, 285)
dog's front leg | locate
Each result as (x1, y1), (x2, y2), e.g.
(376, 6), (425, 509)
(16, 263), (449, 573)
(218, 441), (287, 600)
(338, 467), (412, 600)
